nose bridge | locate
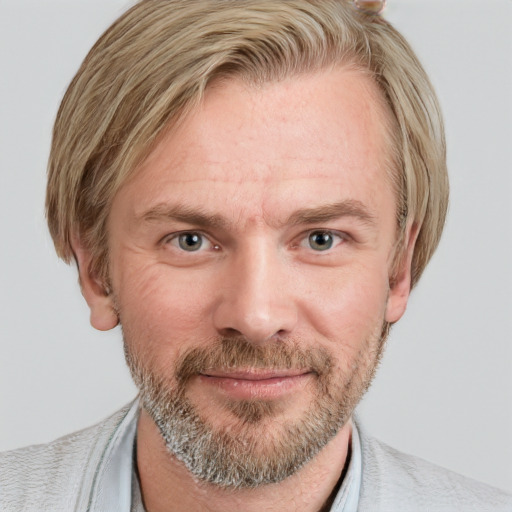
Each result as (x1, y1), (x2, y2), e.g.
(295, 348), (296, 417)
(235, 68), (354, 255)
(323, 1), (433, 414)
(213, 235), (297, 343)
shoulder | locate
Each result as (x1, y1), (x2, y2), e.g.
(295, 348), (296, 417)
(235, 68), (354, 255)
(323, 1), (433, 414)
(0, 402), (136, 512)
(356, 424), (512, 512)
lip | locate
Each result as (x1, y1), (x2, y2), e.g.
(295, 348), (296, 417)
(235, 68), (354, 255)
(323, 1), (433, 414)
(202, 368), (311, 380)
(197, 369), (314, 400)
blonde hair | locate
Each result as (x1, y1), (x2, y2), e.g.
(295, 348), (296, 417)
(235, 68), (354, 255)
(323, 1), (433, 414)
(46, 0), (448, 288)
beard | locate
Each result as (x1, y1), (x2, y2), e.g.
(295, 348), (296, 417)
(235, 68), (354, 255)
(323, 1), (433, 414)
(124, 325), (388, 489)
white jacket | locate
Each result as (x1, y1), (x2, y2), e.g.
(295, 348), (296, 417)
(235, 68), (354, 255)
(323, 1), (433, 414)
(1, 401), (511, 511)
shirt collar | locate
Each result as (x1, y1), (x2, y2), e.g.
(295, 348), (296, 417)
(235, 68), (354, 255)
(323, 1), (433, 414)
(330, 420), (362, 511)
(87, 400), (139, 511)
(93, 400), (361, 512)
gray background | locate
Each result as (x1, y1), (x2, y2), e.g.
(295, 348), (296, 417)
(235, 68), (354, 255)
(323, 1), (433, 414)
(1, 0), (511, 493)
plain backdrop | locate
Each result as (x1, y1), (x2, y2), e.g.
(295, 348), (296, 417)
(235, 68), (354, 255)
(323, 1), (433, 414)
(1, 0), (511, 493)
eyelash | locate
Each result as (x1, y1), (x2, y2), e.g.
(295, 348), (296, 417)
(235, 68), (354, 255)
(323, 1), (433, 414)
(162, 229), (347, 254)
(163, 231), (219, 252)
(297, 230), (347, 252)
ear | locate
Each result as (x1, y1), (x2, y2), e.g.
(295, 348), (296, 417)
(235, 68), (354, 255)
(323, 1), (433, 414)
(385, 222), (420, 324)
(70, 234), (119, 331)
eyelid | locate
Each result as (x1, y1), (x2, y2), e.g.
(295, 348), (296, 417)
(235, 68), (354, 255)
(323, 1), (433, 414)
(294, 229), (349, 250)
(162, 230), (216, 251)
(161, 228), (349, 251)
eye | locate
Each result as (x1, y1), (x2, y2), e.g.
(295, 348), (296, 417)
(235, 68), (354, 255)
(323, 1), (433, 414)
(165, 231), (215, 252)
(303, 230), (344, 251)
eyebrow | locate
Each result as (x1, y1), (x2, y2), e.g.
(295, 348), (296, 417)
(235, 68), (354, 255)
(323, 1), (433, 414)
(137, 199), (376, 230)
(138, 203), (228, 229)
(286, 200), (377, 228)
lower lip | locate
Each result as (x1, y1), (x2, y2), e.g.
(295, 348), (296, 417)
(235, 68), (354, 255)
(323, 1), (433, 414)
(197, 373), (312, 400)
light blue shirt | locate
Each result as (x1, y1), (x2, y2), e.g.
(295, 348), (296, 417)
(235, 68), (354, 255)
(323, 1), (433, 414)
(97, 401), (362, 511)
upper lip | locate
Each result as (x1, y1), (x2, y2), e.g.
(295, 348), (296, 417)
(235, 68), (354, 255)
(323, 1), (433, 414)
(201, 369), (312, 380)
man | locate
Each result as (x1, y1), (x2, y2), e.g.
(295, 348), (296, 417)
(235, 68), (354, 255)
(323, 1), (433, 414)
(1, 0), (511, 510)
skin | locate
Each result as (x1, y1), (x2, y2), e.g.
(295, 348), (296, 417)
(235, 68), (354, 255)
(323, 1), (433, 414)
(74, 67), (417, 511)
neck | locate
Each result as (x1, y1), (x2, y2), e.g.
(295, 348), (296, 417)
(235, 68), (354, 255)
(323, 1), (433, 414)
(136, 409), (352, 512)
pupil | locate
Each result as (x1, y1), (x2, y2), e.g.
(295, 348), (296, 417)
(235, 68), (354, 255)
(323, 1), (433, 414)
(310, 232), (333, 251)
(179, 233), (202, 251)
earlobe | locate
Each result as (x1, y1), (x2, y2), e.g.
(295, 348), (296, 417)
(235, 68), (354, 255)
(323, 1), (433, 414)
(385, 222), (420, 324)
(70, 234), (119, 331)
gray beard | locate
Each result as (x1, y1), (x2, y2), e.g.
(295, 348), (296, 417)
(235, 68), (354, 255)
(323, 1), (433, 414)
(125, 332), (386, 489)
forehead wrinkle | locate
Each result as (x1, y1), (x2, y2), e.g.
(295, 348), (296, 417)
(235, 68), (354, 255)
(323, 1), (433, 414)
(135, 168), (355, 186)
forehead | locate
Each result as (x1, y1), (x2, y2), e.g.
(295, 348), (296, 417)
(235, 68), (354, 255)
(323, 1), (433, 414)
(115, 67), (395, 224)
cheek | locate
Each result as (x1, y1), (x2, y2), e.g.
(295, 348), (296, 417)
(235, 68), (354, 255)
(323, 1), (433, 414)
(115, 261), (216, 359)
(305, 278), (388, 380)
(300, 263), (389, 349)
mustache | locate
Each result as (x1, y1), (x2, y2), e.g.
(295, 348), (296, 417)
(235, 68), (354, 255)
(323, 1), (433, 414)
(174, 336), (334, 385)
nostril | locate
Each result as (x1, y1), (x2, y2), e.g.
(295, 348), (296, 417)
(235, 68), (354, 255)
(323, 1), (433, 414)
(218, 327), (243, 338)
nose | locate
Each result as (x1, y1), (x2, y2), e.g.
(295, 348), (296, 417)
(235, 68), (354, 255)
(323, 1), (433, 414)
(212, 239), (298, 344)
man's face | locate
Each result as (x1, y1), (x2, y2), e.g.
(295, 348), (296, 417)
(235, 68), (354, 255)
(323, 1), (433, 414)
(80, 68), (414, 488)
